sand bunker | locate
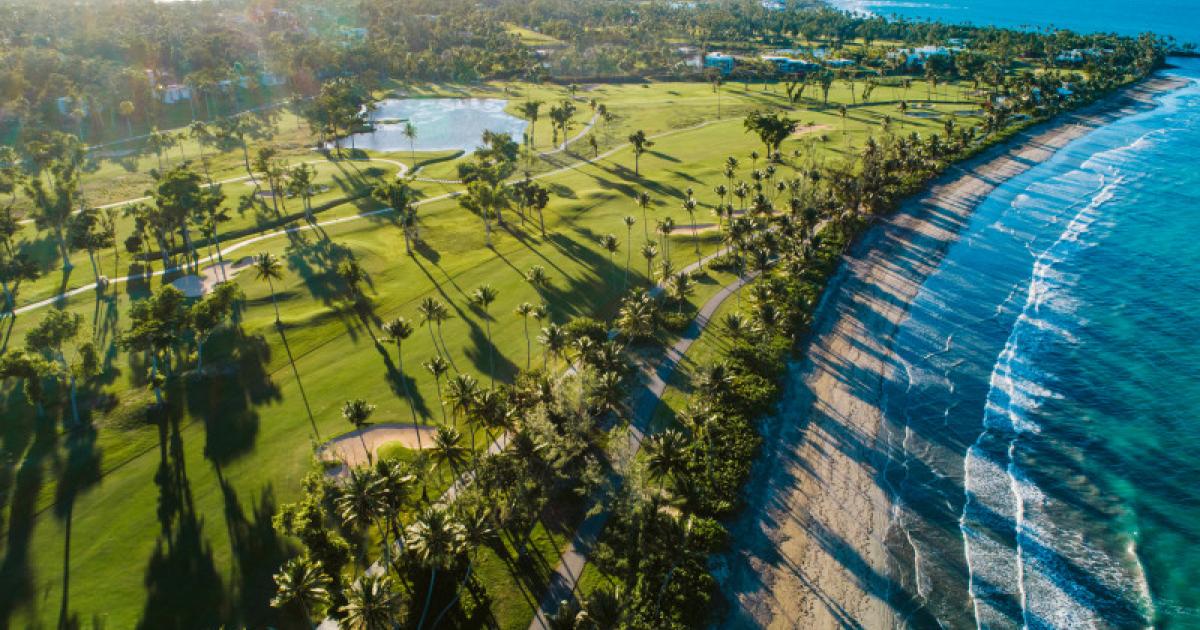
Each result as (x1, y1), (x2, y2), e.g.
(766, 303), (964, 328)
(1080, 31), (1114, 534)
(792, 124), (832, 137)
(170, 256), (253, 297)
(320, 423), (438, 470)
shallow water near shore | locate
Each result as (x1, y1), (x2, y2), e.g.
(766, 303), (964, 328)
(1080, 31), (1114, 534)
(877, 60), (1200, 628)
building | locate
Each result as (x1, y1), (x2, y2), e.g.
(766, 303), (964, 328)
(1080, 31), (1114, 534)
(825, 58), (855, 68)
(157, 84), (192, 104)
(889, 45), (954, 67)
(761, 55), (820, 74)
(704, 52), (736, 75)
(760, 0), (786, 10)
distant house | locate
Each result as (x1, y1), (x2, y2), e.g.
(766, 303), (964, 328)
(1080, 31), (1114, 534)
(704, 52), (736, 75)
(825, 58), (855, 68)
(158, 84), (192, 104)
(1056, 49), (1087, 64)
(761, 55), (819, 74)
(760, 0), (786, 10)
(889, 45), (954, 67)
(259, 72), (287, 87)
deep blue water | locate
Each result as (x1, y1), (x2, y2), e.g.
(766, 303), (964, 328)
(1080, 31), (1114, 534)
(829, 0), (1200, 45)
(878, 59), (1200, 628)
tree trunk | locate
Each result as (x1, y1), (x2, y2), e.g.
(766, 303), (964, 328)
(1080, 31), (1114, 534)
(416, 567), (438, 630)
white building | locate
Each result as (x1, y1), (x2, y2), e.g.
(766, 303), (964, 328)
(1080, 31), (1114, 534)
(158, 84), (192, 104)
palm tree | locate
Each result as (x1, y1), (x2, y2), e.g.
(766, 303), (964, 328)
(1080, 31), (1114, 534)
(336, 467), (385, 543)
(520, 100), (542, 148)
(423, 356), (450, 423)
(627, 129), (653, 176)
(406, 506), (466, 630)
(189, 121), (215, 184)
(381, 317), (423, 450)
(445, 374), (479, 443)
(270, 556), (330, 628)
(537, 323), (567, 369)
(526, 265), (550, 295)
(599, 234), (619, 285)
(580, 585), (626, 630)
(640, 242), (658, 287)
(417, 297), (452, 359)
(340, 572), (397, 630)
(403, 121), (418, 168)
(644, 428), (689, 492)
(253, 252), (284, 325)
(287, 162), (318, 222)
(459, 180), (510, 247)
(118, 100), (135, 137)
(430, 426), (469, 480)
(621, 216), (636, 289)
(470, 284), (499, 385)
(372, 179), (416, 253)
(635, 191), (652, 240)
(515, 302), (536, 370)
(657, 217), (676, 266)
(342, 398), (377, 464)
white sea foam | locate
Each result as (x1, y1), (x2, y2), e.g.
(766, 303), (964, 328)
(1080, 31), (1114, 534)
(962, 168), (1131, 629)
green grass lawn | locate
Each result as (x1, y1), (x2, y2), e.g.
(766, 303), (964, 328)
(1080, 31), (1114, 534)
(0, 76), (972, 628)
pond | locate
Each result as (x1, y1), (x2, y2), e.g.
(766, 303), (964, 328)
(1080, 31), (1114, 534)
(346, 98), (527, 153)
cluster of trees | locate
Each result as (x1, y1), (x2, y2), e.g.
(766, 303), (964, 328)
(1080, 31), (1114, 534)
(1, 0), (1171, 145)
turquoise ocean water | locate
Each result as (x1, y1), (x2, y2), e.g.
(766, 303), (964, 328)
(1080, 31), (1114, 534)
(875, 59), (1200, 628)
(827, 0), (1200, 45)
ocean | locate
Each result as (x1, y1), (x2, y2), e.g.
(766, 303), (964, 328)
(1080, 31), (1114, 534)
(877, 58), (1200, 628)
(828, 0), (1200, 46)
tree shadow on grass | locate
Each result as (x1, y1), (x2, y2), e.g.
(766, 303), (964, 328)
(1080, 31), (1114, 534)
(0, 401), (61, 627)
(138, 404), (228, 630)
(53, 423), (102, 630)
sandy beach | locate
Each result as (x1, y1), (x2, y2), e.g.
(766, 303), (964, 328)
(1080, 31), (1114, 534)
(716, 74), (1187, 629)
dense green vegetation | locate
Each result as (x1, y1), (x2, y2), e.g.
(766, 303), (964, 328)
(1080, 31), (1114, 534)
(0, 0), (1167, 628)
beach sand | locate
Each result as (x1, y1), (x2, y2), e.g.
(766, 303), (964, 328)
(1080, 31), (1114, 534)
(716, 74), (1187, 629)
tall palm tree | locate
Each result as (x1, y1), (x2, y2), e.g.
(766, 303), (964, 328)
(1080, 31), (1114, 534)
(682, 195), (702, 268)
(372, 179), (415, 253)
(430, 426), (469, 480)
(459, 180), (510, 247)
(515, 302), (536, 370)
(336, 467), (386, 546)
(342, 398), (377, 464)
(341, 572), (397, 630)
(270, 556), (331, 628)
(423, 356), (450, 423)
(657, 217), (676, 266)
(537, 323), (566, 370)
(622, 216), (636, 289)
(599, 234), (619, 285)
(635, 191), (652, 240)
(520, 100), (542, 148)
(189, 121), (215, 184)
(253, 252), (284, 325)
(444, 374), (479, 445)
(627, 130), (653, 176)
(525, 265), (550, 295)
(417, 297), (452, 359)
(644, 428), (689, 492)
(405, 506), (466, 630)
(470, 284), (499, 385)
(287, 162), (318, 223)
(381, 317), (423, 450)
(640, 241), (659, 287)
(403, 121), (418, 168)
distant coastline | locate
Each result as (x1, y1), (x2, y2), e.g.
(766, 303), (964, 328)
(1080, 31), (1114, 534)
(717, 71), (1188, 628)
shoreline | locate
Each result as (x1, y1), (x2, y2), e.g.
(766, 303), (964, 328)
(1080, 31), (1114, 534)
(715, 73), (1188, 629)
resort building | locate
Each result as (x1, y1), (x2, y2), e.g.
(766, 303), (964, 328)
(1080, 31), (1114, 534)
(760, 55), (820, 74)
(157, 84), (193, 104)
(889, 45), (955, 67)
(704, 52), (736, 75)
